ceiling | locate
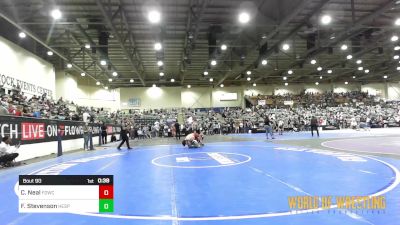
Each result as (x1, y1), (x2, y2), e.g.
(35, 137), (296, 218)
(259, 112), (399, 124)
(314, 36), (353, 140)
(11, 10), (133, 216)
(1, 0), (400, 88)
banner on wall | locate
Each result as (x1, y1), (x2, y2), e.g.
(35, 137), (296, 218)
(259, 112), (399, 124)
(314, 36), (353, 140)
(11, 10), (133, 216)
(128, 98), (141, 107)
(284, 100), (294, 105)
(0, 115), (120, 145)
(0, 73), (53, 97)
(220, 93), (238, 101)
(258, 99), (266, 106)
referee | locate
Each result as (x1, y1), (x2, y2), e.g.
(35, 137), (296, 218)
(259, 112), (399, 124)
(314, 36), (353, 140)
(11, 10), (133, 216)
(117, 126), (132, 150)
(174, 122), (181, 140)
(310, 116), (320, 137)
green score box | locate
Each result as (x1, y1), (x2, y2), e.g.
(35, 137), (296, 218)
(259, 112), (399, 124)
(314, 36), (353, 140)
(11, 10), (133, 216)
(99, 199), (114, 213)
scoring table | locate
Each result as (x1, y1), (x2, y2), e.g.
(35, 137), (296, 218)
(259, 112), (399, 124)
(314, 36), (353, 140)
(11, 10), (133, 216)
(18, 175), (114, 213)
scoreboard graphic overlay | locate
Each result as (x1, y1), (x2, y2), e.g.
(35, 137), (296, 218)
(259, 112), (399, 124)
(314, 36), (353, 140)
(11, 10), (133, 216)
(18, 175), (114, 213)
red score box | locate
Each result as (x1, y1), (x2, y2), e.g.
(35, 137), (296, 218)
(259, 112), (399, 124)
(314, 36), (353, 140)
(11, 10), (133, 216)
(99, 185), (114, 199)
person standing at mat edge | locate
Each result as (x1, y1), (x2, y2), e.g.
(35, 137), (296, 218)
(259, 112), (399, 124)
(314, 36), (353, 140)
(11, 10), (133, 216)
(174, 121), (181, 140)
(311, 115), (320, 137)
(264, 115), (274, 139)
(101, 122), (107, 144)
(117, 126), (132, 150)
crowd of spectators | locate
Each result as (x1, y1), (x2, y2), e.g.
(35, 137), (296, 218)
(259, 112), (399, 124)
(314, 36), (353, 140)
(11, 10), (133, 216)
(0, 85), (122, 123)
(1, 86), (400, 137)
(247, 91), (376, 108)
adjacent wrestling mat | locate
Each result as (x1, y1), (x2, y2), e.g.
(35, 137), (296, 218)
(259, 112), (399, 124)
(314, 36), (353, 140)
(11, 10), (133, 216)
(2, 131), (400, 225)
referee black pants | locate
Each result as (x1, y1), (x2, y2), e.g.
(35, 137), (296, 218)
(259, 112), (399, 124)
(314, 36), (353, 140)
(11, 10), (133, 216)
(118, 138), (131, 149)
(311, 125), (319, 137)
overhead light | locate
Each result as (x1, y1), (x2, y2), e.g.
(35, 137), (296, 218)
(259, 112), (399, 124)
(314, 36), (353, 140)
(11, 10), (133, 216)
(284, 82), (288, 86)
(148, 10), (161, 24)
(100, 60), (107, 66)
(66, 63), (72, 68)
(154, 42), (162, 51)
(344, 81), (348, 85)
(246, 70), (252, 75)
(320, 15), (332, 25)
(340, 44), (348, 50)
(282, 43), (290, 51)
(395, 46), (400, 51)
(352, 76), (356, 79)
(157, 60), (163, 66)
(80, 72), (85, 77)
(330, 36), (335, 40)
(238, 12), (250, 24)
(18, 32), (26, 38)
(315, 82), (319, 85)
(283, 76), (287, 80)
(357, 66), (363, 71)
(47, 51), (53, 56)
(221, 44), (227, 50)
(317, 66), (322, 71)
(108, 78), (112, 82)
(356, 59), (362, 64)
(152, 84), (156, 87)
(159, 72), (164, 76)
(346, 55), (353, 60)
(247, 77), (251, 81)
(394, 55), (400, 60)
(396, 18), (400, 26)
(210, 60), (217, 66)
(187, 84), (191, 88)
(96, 81), (100, 85)
(130, 79), (134, 83)
(288, 70), (293, 75)
(320, 76), (323, 79)
(261, 34), (267, 39)
(310, 59), (317, 65)
(327, 69), (332, 74)
(397, 66), (400, 70)
(391, 35), (399, 42)
(170, 78), (175, 82)
(203, 71), (208, 76)
(50, 9), (62, 20)
(253, 83), (256, 87)
(364, 69), (369, 73)
(220, 84), (224, 88)
(209, 78), (214, 82)
(85, 44), (90, 49)
(105, 86), (109, 90)
(112, 72), (118, 76)
(383, 75), (388, 79)
(261, 59), (267, 65)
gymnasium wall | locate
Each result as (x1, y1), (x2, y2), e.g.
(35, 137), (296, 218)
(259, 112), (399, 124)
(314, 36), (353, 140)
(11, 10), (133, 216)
(181, 87), (212, 108)
(117, 82), (400, 109)
(55, 71), (120, 111)
(120, 86), (182, 109)
(75, 85), (120, 111)
(333, 83), (360, 93)
(387, 83), (400, 100)
(361, 83), (386, 98)
(0, 36), (55, 98)
(243, 85), (274, 96)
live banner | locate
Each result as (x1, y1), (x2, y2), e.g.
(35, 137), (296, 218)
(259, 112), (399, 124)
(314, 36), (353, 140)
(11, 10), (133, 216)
(0, 115), (120, 145)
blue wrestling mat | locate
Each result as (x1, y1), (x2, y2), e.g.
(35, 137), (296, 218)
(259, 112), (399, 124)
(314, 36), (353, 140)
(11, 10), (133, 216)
(1, 140), (400, 225)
